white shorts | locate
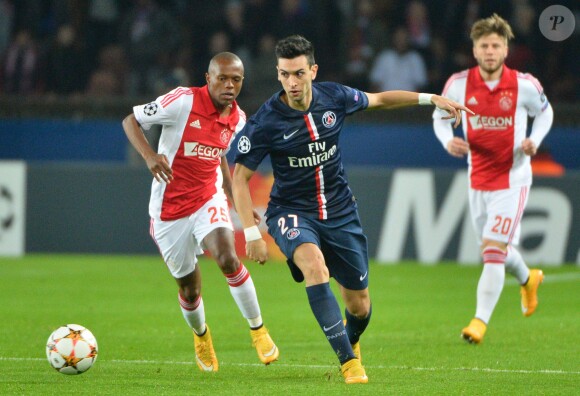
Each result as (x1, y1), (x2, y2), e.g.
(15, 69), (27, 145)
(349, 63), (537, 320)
(150, 192), (234, 278)
(469, 185), (529, 246)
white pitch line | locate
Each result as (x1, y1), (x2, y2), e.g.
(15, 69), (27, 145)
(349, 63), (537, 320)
(2, 357), (578, 375)
(505, 271), (580, 286)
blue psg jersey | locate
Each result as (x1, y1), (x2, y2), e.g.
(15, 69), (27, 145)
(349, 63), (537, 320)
(235, 82), (369, 220)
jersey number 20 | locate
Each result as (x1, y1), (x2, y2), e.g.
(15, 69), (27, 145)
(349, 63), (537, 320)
(492, 215), (512, 235)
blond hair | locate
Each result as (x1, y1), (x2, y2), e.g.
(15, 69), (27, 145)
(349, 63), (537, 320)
(470, 13), (514, 43)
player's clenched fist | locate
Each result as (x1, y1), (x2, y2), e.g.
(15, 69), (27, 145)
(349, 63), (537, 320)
(246, 239), (268, 264)
(521, 138), (537, 156)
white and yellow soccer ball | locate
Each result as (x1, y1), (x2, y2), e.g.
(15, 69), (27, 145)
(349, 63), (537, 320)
(46, 324), (98, 374)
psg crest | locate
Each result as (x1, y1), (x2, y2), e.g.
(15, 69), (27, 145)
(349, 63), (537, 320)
(322, 111), (336, 128)
(286, 228), (300, 240)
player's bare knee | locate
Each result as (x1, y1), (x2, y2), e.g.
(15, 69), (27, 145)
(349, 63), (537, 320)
(347, 298), (371, 318)
(353, 304), (372, 319)
(215, 251), (240, 274)
(480, 240), (507, 254)
(343, 288), (371, 316)
(179, 284), (201, 303)
(302, 261), (329, 283)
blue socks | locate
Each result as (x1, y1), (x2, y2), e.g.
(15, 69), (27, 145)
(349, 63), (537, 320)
(345, 304), (372, 344)
(306, 283), (355, 364)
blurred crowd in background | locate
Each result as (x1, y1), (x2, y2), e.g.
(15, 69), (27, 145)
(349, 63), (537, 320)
(0, 0), (578, 104)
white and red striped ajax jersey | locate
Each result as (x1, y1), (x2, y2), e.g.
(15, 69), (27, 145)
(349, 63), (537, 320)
(441, 65), (549, 190)
(134, 86), (246, 221)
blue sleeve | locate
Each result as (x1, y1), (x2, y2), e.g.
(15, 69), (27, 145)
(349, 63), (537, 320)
(339, 84), (369, 115)
(233, 116), (270, 171)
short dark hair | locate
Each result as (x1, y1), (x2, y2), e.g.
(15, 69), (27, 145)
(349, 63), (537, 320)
(208, 52), (243, 74)
(275, 35), (316, 66)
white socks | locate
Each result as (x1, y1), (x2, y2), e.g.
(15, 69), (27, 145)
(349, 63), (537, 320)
(475, 247), (506, 323)
(225, 263), (263, 328)
(179, 293), (206, 335)
(504, 246), (530, 285)
(178, 263), (263, 333)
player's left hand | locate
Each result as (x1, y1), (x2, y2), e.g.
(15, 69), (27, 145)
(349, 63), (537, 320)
(145, 153), (174, 184)
(432, 95), (475, 128)
(521, 138), (537, 156)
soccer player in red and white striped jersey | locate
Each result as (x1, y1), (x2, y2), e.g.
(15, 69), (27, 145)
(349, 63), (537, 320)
(433, 14), (553, 344)
(122, 52), (278, 371)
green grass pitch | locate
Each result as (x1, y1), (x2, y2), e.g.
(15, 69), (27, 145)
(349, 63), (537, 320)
(0, 255), (578, 395)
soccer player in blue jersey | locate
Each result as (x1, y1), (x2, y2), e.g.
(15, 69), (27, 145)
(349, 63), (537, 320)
(232, 35), (473, 384)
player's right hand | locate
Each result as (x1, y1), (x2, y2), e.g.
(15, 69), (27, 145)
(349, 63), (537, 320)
(446, 137), (469, 158)
(146, 154), (174, 183)
(432, 95), (475, 128)
(246, 239), (268, 265)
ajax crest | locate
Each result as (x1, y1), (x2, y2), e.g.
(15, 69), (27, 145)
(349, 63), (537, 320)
(499, 96), (513, 111)
(220, 129), (231, 144)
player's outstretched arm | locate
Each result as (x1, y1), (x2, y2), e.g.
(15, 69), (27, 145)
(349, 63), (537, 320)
(365, 91), (474, 128)
(122, 114), (173, 184)
(232, 163), (268, 264)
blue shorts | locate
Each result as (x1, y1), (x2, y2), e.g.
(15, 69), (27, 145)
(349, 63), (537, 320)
(266, 209), (369, 290)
